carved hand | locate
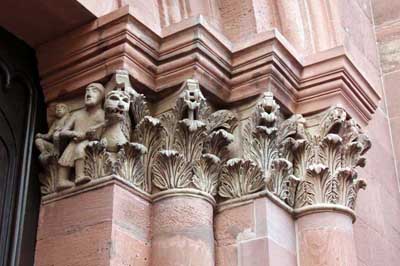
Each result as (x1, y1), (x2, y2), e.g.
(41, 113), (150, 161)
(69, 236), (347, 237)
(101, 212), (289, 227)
(72, 131), (86, 142)
(86, 127), (97, 140)
(59, 130), (76, 139)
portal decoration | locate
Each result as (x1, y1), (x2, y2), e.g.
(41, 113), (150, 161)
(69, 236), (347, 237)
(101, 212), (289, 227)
(36, 70), (369, 212)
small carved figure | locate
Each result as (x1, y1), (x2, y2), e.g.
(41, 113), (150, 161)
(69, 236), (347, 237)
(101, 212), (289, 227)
(57, 83), (105, 189)
(101, 89), (131, 151)
(183, 88), (204, 120)
(35, 103), (70, 160)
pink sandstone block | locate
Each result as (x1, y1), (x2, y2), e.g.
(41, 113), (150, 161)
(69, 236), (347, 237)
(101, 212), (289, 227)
(383, 70), (400, 118)
(215, 197), (297, 266)
(238, 238), (268, 266)
(216, 244), (238, 266)
(34, 182), (151, 266)
(215, 203), (255, 247)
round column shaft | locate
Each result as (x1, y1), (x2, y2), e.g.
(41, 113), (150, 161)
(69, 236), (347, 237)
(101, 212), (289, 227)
(296, 211), (357, 266)
(151, 193), (215, 266)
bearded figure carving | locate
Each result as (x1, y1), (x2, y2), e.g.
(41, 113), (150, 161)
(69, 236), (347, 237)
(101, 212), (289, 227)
(57, 83), (105, 189)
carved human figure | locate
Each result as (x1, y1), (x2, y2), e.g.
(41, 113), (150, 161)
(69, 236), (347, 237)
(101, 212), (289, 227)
(183, 88), (203, 120)
(35, 103), (70, 160)
(57, 83), (105, 189)
(100, 89), (131, 151)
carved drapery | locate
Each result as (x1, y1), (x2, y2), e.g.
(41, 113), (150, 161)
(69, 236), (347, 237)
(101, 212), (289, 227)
(36, 71), (369, 213)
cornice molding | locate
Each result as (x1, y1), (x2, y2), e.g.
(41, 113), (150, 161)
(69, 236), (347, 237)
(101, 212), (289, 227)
(37, 6), (380, 126)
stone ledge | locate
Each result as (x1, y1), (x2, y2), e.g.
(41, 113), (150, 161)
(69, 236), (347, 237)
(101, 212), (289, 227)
(37, 6), (380, 126)
(293, 204), (357, 223)
(43, 174), (357, 223)
(217, 191), (357, 223)
(152, 188), (216, 207)
(41, 174), (151, 205)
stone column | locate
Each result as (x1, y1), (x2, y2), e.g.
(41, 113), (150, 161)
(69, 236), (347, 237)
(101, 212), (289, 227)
(296, 211), (357, 266)
(289, 107), (371, 266)
(147, 79), (238, 266)
(215, 93), (370, 265)
(151, 191), (215, 266)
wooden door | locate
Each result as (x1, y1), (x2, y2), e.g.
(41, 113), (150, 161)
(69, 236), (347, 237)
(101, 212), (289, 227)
(0, 27), (45, 266)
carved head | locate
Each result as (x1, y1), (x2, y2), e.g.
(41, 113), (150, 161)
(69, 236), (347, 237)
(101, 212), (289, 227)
(320, 107), (347, 136)
(104, 90), (130, 121)
(85, 83), (105, 107)
(54, 103), (69, 119)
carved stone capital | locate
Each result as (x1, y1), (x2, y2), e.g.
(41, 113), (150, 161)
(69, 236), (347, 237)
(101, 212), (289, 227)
(153, 79), (238, 198)
(218, 92), (370, 216)
(291, 106), (370, 213)
(36, 71), (369, 215)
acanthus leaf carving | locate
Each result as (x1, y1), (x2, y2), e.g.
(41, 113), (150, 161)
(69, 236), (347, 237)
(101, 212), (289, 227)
(243, 92), (280, 173)
(135, 116), (165, 192)
(219, 158), (264, 199)
(116, 142), (147, 189)
(130, 93), (150, 127)
(192, 154), (220, 196)
(153, 79), (237, 195)
(175, 119), (207, 164)
(152, 150), (192, 189)
(224, 94), (369, 212)
(205, 110), (237, 161)
(239, 92), (301, 204)
(84, 141), (111, 180)
(266, 158), (299, 206)
(293, 107), (370, 210)
(38, 154), (59, 195)
(347, 178), (367, 209)
(37, 71), (370, 215)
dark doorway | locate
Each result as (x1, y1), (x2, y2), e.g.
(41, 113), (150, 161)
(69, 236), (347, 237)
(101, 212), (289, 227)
(0, 27), (45, 266)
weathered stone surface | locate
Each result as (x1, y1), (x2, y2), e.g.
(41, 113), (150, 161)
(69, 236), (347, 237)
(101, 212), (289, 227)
(34, 181), (151, 266)
(151, 196), (214, 266)
(296, 212), (357, 266)
(215, 197), (296, 266)
(23, 1), (400, 266)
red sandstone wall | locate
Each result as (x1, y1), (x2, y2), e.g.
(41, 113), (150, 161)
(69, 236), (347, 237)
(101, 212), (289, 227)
(353, 1), (400, 265)
(27, 1), (400, 265)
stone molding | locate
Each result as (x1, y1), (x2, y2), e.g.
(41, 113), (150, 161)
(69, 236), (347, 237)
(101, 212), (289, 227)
(41, 174), (152, 205)
(37, 6), (379, 126)
(36, 70), (370, 220)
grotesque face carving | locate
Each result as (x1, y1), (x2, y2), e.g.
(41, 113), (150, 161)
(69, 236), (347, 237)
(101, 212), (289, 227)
(55, 103), (68, 118)
(85, 83), (105, 107)
(104, 90), (130, 121)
